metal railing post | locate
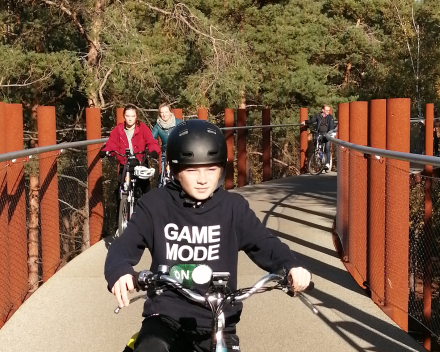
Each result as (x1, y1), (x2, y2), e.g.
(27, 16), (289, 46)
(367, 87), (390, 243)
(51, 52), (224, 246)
(335, 103), (349, 255)
(423, 103), (434, 350)
(86, 108), (104, 247)
(116, 107), (124, 125)
(0, 102), (9, 328)
(347, 101), (368, 287)
(224, 109), (235, 190)
(197, 108), (208, 121)
(385, 98), (410, 332)
(300, 108), (308, 173)
(369, 99), (386, 307)
(37, 106), (60, 282)
(172, 108), (183, 121)
(5, 103), (27, 318)
(237, 109), (247, 187)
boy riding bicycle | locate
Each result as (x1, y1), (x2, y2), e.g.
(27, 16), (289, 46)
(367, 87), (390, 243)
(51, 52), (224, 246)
(104, 119), (312, 352)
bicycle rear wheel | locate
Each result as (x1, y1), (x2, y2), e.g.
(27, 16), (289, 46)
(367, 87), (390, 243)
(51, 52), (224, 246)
(308, 151), (326, 175)
(118, 194), (130, 236)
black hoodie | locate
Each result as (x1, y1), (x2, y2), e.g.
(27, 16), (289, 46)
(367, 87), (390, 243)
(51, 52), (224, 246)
(104, 183), (302, 330)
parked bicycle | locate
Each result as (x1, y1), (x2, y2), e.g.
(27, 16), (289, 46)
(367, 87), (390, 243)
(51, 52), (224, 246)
(105, 149), (156, 236)
(308, 129), (335, 175)
(115, 264), (316, 352)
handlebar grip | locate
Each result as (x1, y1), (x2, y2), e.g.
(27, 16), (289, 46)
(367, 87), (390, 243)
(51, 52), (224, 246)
(135, 270), (153, 291)
(286, 281), (314, 297)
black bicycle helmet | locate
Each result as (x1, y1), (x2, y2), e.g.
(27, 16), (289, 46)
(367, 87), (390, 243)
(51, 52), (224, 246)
(166, 119), (227, 167)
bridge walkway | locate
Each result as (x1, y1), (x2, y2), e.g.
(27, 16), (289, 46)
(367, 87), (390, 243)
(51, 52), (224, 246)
(0, 174), (425, 352)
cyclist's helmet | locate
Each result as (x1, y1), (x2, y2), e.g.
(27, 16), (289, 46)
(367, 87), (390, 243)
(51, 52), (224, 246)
(166, 119), (227, 168)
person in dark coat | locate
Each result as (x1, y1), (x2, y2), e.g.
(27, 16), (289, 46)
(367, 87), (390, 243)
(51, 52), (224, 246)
(301, 104), (335, 169)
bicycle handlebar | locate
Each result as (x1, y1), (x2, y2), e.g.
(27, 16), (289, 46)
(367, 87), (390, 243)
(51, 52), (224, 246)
(104, 149), (159, 164)
(113, 267), (315, 314)
(106, 150), (145, 158)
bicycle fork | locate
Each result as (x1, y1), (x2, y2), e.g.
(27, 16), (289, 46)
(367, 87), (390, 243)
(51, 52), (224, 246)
(211, 295), (227, 352)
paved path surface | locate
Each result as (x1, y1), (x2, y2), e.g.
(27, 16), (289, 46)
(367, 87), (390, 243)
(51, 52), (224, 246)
(0, 173), (425, 352)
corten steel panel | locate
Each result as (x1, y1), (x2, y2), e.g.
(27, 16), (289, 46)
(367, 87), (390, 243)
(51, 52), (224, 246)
(37, 106), (60, 282)
(237, 109), (247, 188)
(0, 102), (9, 328)
(385, 98), (410, 332)
(86, 108), (104, 246)
(368, 99), (387, 307)
(348, 101), (368, 287)
(197, 108), (208, 121)
(116, 107), (124, 125)
(172, 109), (183, 121)
(262, 109), (271, 182)
(300, 108), (308, 174)
(4, 104), (27, 318)
(336, 103), (349, 255)
(224, 109), (234, 190)
(423, 103), (434, 350)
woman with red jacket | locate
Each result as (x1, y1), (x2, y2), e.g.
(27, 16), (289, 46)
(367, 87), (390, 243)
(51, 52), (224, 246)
(103, 104), (161, 195)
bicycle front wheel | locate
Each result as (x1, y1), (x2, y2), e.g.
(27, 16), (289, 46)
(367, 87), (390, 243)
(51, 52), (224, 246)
(118, 194), (130, 236)
(308, 151), (326, 175)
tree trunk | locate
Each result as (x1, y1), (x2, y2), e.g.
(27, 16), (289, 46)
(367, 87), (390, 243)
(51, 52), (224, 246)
(28, 175), (39, 293)
(239, 90), (246, 109)
(343, 19), (360, 88)
(87, 0), (104, 108)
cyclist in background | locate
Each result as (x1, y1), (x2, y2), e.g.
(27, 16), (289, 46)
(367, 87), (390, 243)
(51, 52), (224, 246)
(104, 120), (312, 352)
(301, 104), (335, 170)
(152, 103), (183, 187)
(102, 104), (160, 195)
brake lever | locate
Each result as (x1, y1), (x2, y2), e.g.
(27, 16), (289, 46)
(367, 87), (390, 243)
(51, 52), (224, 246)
(283, 282), (319, 315)
(298, 292), (319, 315)
(114, 294), (146, 314)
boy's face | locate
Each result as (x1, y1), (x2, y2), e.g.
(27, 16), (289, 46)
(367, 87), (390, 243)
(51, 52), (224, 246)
(174, 164), (222, 200)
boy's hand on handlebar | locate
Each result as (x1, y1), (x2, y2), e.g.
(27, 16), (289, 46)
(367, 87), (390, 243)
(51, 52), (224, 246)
(111, 274), (135, 308)
(288, 267), (311, 292)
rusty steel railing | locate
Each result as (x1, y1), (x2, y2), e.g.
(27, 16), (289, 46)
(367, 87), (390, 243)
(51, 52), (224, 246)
(330, 99), (440, 351)
(0, 103), (305, 329)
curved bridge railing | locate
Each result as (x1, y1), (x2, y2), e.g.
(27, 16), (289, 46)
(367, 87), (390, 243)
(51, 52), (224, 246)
(328, 98), (440, 351)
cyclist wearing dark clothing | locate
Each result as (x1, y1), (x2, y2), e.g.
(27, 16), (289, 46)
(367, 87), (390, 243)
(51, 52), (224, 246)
(105, 120), (312, 352)
(301, 104), (335, 169)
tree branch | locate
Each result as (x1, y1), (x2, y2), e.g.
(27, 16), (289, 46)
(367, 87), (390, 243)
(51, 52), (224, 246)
(39, 0), (98, 52)
(0, 71), (53, 87)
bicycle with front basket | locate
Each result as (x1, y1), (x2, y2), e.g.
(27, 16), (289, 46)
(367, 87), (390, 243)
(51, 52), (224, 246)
(115, 264), (316, 352)
(105, 149), (156, 236)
